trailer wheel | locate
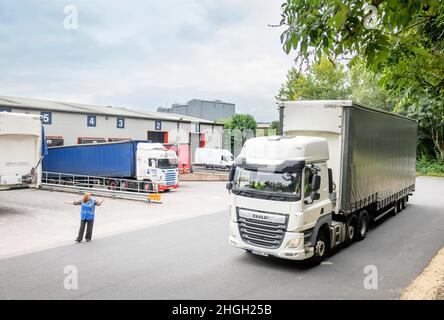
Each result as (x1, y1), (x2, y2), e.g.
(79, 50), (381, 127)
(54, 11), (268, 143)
(108, 180), (118, 190)
(120, 181), (128, 191)
(354, 210), (369, 241)
(393, 201), (400, 216)
(401, 197), (407, 210)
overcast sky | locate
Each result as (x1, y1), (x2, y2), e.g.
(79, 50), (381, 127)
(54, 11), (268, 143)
(0, 0), (295, 121)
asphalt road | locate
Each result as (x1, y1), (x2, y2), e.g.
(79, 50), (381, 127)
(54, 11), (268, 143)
(0, 177), (443, 299)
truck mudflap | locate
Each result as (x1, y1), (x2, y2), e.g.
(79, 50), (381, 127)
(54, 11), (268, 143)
(228, 220), (314, 261)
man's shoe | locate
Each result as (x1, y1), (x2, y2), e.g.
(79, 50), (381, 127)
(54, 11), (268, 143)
(86, 239), (91, 242)
(75, 240), (81, 243)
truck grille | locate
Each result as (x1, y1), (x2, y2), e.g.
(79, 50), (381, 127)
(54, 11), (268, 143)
(237, 210), (288, 249)
(163, 169), (177, 186)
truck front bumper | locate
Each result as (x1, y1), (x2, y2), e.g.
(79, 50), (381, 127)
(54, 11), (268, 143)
(157, 183), (179, 191)
(228, 221), (314, 261)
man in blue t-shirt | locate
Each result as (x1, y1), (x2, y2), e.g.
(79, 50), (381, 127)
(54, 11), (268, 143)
(66, 193), (104, 243)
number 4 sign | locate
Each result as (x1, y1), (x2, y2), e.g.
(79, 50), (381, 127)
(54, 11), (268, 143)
(87, 115), (96, 127)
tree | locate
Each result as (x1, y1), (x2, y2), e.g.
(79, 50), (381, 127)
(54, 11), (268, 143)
(270, 120), (280, 132)
(276, 56), (352, 101)
(223, 114), (257, 133)
(223, 114), (257, 156)
(279, 0), (444, 161)
(350, 59), (392, 110)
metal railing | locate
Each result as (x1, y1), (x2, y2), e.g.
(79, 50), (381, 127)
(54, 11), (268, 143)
(41, 171), (159, 201)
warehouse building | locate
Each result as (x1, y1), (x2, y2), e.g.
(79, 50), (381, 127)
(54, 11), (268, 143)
(157, 99), (235, 121)
(0, 96), (224, 164)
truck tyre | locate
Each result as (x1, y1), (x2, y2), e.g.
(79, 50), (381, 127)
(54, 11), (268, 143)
(344, 215), (357, 246)
(401, 197), (407, 210)
(108, 180), (118, 190)
(309, 230), (328, 266)
(120, 181), (128, 191)
(143, 182), (152, 192)
(392, 201), (399, 216)
(354, 210), (369, 241)
(397, 199), (403, 212)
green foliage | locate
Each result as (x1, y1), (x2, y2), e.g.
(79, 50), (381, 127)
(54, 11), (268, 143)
(223, 114), (257, 133)
(276, 56), (352, 101)
(279, 0), (444, 161)
(417, 157), (444, 177)
(276, 56), (390, 108)
(270, 120), (280, 132)
(350, 59), (392, 110)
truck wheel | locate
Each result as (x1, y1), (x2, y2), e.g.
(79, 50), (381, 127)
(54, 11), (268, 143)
(344, 215), (357, 246)
(143, 182), (152, 192)
(309, 230), (327, 266)
(354, 210), (369, 241)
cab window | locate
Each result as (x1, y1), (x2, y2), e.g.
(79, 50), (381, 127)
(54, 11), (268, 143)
(304, 167), (316, 198)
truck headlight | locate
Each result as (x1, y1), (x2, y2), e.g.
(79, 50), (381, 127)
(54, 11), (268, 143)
(285, 238), (302, 249)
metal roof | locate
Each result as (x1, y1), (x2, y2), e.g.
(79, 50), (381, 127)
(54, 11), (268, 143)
(0, 95), (221, 125)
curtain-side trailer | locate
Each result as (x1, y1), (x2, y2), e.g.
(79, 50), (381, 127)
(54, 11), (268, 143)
(227, 100), (417, 264)
(0, 112), (43, 190)
(43, 141), (179, 192)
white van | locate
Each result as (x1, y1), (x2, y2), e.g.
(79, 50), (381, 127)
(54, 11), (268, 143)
(194, 148), (234, 169)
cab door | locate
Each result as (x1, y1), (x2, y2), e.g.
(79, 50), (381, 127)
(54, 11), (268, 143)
(301, 166), (326, 230)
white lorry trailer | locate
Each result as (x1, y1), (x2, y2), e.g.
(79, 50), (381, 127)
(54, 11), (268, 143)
(0, 112), (43, 190)
(194, 148), (234, 169)
(227, 100), (417, 264)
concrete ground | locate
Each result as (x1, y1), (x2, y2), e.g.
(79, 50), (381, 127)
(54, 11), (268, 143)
(0, 181), (228, 259)
(0, 177), (443, 299)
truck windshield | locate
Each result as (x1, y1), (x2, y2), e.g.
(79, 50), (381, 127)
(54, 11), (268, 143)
(233, 167), (302, 195)
(150, 158), (178, 169)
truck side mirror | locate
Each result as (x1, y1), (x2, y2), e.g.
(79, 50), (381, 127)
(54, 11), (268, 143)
(226, 182), (233, 191)
(311, 174), (321, 192)
(310, 191), (320, 201)
(228, 166), (236, 182)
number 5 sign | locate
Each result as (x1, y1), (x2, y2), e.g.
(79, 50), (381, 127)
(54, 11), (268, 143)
(87, 115), (96, 127)
(41, 112), (52, 125)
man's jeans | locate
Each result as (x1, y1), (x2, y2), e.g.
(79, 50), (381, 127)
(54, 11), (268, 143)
(76, 219), (94, 241)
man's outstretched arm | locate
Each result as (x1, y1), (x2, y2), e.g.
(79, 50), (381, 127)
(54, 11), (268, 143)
(64, 200), (82, 205)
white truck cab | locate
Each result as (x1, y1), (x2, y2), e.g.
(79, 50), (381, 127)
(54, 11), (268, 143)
(136, 143), (179, 191)
(227, 100), (416, 265)
(227, 136), (332, 261)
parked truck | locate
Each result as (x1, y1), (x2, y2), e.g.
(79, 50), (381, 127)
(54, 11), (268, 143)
(0, 112), (43, 190)
(43, 140), (179, 192)
(194, 148), (234, 169)
(227, 100), (417, 264)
